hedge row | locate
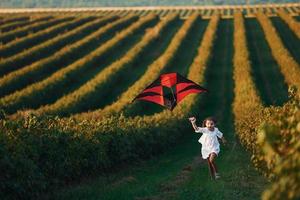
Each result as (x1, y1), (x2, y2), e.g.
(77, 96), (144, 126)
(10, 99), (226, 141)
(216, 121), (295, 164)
(256, 13), (300, 95)
(0, 16), (29, 30)
(0, 16), (51, 33)
(0, 17), (69, 45)
(0, 16), (29, 26)
(277, 9), (300, 38)
(0, 16), (80, 58)
(257, 89), (300, 200)
(0, 15), (120, 97)
(232, 12), (264, 152)
(0, 16), (114, 77)
(231, 12), (272, 182)
(0, 18), (31, 32)
(181, 14), (219, 111)
(0, 15), (157, 114)
(233, 12), (300, 200)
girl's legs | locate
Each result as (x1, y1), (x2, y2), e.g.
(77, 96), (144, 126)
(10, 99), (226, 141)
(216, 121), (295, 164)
(207, 153), (219, 179)
(209, 153), (218, 174)
(207, 159), (215, 179)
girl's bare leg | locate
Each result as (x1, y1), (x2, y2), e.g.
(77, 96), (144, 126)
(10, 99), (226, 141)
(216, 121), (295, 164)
(207, 159), (215, 179)
(209, 153), (218, 175)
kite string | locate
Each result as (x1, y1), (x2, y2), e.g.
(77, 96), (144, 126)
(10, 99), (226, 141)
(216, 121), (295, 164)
(170, 86), (177, 106)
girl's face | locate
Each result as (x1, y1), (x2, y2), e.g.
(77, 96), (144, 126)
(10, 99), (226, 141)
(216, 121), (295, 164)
(205, 120), (215, 131)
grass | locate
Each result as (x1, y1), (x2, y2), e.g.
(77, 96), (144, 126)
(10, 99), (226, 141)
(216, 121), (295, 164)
(53, 19), (268, 200)
(245, 18), (289, 106)
(172, 144), (267, 200)
(271, 17), (300, 64)
(53, 133), (201, 200)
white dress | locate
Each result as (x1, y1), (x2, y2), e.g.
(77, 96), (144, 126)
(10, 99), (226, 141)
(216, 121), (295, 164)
(195, 127), (223, 159)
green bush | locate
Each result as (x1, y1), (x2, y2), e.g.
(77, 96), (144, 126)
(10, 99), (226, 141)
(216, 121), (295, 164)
(257, 87), (300, 200)
(0, 112), (186, 199)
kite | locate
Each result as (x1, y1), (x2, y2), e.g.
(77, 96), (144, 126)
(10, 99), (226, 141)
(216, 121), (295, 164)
(132, 72), (208, 110)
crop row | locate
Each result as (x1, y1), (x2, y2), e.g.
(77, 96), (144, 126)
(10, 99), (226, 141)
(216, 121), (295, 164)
(0, 16), (52, 33)
(0, 15), (120, 97)
(273, 22), (300, 70)
(0, 14), (157, 114)
(171, 14), (219, 114)
(65, 7), (298, 18)
(36, 14), (179, 116)
(232, 12), (264, 157)
(126, 16), (211, 117)
(0, 16), (29, 29)
(232, 11), (271, 198)
(0, 17), (70, 44)
(256, 91), (300, 200)
(0, 16), (98, 76)
(0, 17), (30, 32)
(100, 7), (300, 17)
(277, 9), (300, 38)
(0, 16), (83, 58)
(77, 13), (202, 120)
(134, 14), (220, 118)
(245, 17), (289, 106)
(256, 13), (300, 95)
(0, 16), (29, 26)
(233, 12), (300, 200)
(118, 13), (218, 117)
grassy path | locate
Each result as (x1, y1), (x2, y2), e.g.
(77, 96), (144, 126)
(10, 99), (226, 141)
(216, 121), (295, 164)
(245, 18), (289, 106)
(53, 19), (267, 200)
(271, 17), (300, 64)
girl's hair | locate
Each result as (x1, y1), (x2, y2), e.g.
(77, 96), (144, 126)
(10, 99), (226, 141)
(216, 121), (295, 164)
(202, 117), (217, 127)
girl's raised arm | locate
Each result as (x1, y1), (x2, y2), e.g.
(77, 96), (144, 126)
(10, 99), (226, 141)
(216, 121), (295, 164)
(189, 117), (200, 132)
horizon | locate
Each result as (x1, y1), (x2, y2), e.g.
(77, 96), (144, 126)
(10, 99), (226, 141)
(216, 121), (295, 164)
(0, 0), (299, 8)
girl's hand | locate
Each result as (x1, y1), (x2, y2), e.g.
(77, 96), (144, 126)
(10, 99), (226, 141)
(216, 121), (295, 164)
(189, 117), (196, 123)
(222, 137), (227, 145)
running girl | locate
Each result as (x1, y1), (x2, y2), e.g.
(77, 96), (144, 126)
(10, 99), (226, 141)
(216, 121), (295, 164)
(189, 116), (226, 180)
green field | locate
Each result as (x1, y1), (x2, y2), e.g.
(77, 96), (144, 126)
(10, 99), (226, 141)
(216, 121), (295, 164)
(0, 5), (299, 200)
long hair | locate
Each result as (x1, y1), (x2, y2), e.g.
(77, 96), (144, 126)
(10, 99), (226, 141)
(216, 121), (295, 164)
(202, 116), (217, 127)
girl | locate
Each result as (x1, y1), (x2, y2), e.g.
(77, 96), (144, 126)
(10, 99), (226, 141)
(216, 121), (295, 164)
(189, 116), (226, 180)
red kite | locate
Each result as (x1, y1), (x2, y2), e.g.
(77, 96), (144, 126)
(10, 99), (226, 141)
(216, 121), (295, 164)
(132, 72), (208, 110)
